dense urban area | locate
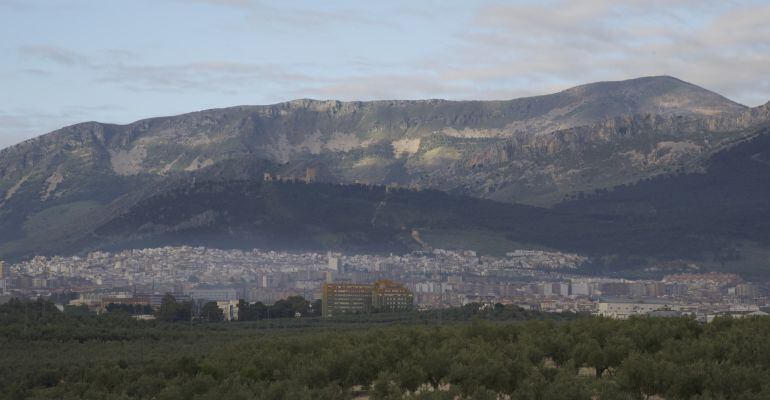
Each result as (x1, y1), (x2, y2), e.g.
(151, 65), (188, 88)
(2, 245), (768, 322)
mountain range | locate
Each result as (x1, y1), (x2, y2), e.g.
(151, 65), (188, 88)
(2, 75), (769, 277)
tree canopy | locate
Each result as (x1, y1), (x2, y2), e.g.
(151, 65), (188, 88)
(2, 298), (770, 399)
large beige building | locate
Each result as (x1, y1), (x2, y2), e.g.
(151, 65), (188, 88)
(322, 280), (413, 317)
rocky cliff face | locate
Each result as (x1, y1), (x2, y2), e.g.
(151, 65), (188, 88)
(0, 76), (746, 184)
(420, 106), (770, 204)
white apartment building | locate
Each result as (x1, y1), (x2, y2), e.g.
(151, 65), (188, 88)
(597, 300), (677, 319)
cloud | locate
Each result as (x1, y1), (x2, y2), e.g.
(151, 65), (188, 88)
(408, 0), (770, 106)
(287, 0), (770, 106)
(174, 0), (770, 105)
(16, 44), (316, 94)
(187, 0), (394, 29)
(189, 0), (255, 7)
(0, 0), (35, 11)
(18, 68), (50, 77)
(18, 45), (89, 66)
(294, 73), (463, 101)
(101, 61), (319, 94)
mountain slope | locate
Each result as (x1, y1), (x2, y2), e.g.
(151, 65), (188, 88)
(557, 126), (770, 277)
(87, 126), (770, 277)
(0, 77), (756, 206)
(552, 76), (745, 120)
(435, 105), (770, 204)
(0, 76), (766, 265)
(0, 76), (745, 184)
(87, 181), (562, 255)
(1, 127), (769, 278)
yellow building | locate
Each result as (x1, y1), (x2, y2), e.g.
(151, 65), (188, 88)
(372, 280), (414, 312)
(305, 166), (318, 183)
(322, 282), (373, 317)
(322, 280), (413, 317)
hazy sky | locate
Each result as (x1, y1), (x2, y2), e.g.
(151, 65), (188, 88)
(2, 0), (769, 148)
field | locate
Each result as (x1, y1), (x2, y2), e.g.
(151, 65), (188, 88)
(2, 300), (770, 399)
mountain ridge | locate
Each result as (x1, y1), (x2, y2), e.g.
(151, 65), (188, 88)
(0, 76), (768, 273)
(0, 76), (754, 191)
(3, 75), (746, 151)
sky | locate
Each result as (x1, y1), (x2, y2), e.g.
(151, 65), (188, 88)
(1, 0), (769, 148)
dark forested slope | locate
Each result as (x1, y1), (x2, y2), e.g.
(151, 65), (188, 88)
(81, 127), (770, 277)
(558, 127), (770, 275)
